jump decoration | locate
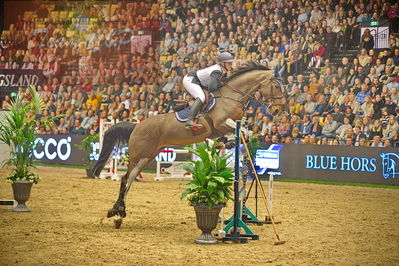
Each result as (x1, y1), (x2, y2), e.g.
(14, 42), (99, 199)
(75, 134), (99, 177)
(180, 141), (234, 244)
(0, 86), (57, 211)
(181, 121), (286, 245)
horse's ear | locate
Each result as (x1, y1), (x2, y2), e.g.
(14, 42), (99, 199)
(273, 67), (280, 78)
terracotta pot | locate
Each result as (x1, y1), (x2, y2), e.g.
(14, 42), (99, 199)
(193, 204), (224, 244)
(11, 181), (33, 212)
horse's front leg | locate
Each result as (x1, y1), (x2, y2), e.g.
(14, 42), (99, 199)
(224, 118), (252, 139)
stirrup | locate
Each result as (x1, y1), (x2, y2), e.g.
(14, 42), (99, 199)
(186, 118), (202, 130)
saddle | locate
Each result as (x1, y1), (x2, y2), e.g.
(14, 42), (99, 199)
(174, 91), (216, 123)
(172, 90), (212, 112)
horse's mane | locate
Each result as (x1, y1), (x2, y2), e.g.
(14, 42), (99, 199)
(223, 61), (270, 83)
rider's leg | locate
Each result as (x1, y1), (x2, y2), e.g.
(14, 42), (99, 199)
(186, 98), (203, 127)
(182, 75), (205, 127)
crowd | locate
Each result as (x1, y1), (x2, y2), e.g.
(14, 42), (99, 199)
(1, 0), (399, 147)
(1, 1), (160, 136)
(157, 0), (399, 147)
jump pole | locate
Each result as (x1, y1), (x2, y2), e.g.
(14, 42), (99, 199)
(221, 120), (258, 243)
(240, 133), (286, 245)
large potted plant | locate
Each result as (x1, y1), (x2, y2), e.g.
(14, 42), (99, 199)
(0, 87), (48, 211)
(180, 141), (234, 244)
(75, 134), (99, 177)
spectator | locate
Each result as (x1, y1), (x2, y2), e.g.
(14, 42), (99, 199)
(81, 110), (95, 130)
(309, 116), (322, 137)
(361, 29), (374, 51)
(355, 84), (371, 105)
(390, 130), (399, 147)
(71, 119), (84, 135)
(370, 135), (383, 147)
(86, 92), (100, 111)
(321, 113), (339, 138)
(368, 119), (383, 140)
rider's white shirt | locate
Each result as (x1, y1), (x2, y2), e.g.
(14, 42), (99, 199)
(196, 64), (223, 87)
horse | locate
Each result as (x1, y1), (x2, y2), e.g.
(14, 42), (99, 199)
(92, 62), (285, 228)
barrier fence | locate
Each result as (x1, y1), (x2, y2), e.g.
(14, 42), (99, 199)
(13, 133), (398, 186)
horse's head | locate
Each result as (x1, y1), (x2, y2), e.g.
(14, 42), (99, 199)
(260, 76), (286, 115)
(221, 62), (286, 113)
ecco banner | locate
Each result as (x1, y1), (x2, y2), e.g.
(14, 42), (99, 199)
(32, 135), (191, 168)
(272, 144), (399, 186)
(33, 135), (86, 165)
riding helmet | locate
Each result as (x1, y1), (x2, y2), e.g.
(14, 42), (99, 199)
(218, 52), (234, 63)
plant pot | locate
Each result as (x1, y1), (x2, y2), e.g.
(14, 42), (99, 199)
(193, 204), (224, 244)
(11, 181), (33, 212)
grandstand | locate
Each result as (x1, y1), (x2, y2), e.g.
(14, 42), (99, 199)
(1, 0), (399, 147)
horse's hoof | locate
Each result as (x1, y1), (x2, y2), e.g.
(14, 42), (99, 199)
(114, 218), (123, 229)
(107, 201), (126, 218)
(107, 208), (116, 218)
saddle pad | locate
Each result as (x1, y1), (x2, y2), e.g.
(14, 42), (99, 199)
(175, 93), (216, 122)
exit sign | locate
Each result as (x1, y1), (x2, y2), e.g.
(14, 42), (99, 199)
(371, 21), (379, 26)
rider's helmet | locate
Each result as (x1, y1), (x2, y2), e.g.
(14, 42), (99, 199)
(218, 52), (234, 63)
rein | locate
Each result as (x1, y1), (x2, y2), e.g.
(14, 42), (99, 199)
(216, 78), (284, 110)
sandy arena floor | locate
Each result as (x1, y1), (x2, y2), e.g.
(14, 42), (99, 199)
(0, 166), (398, 265)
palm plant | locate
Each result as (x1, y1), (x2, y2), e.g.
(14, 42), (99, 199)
(180, 141), (235, 207)
(0, 86), (51, 183)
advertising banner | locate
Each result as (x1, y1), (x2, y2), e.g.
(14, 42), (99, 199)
(33, 135), (87, 165)
(272, 144), (398, 186)
(0, 69), (45, 89)
(32, 134), (191, 169)
(0, 69), (45, 105)
(31, 134), (398, 185)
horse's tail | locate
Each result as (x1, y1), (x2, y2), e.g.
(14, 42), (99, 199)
(89, 122), (136, 178)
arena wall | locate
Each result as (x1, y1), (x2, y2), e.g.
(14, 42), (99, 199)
(29, 134), (399, 186)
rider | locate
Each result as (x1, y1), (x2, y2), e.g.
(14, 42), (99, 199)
(182, 52), (234, 127)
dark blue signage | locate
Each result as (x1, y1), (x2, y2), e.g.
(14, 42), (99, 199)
(273, 144), (398, 185)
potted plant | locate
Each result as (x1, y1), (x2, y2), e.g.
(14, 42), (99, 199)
(180, 141), (234, 244)
(246, 136), (263, 159)
(75, 134), (99, 177)
(0, 86), (50, 212)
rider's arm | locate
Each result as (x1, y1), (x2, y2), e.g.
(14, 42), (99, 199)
(208, 70), (223, 92)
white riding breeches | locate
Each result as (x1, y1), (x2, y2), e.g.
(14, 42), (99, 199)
(183, 75), (205, 103)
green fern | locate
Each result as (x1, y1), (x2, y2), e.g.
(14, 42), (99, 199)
(180, 141), (234, 208)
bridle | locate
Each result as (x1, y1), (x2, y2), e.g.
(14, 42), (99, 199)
(216, 77), (285, 110)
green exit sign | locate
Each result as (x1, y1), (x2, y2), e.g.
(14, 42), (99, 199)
(371, 21), (379, 26)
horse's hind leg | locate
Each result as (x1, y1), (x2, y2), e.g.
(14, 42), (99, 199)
(107, 157), (151, 228)
(107, 173), (128, 219)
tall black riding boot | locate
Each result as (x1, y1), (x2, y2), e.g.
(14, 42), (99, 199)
(185, 98), (203, 128)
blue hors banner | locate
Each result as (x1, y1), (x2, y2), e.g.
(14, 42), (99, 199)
(272, 144), (399, 186)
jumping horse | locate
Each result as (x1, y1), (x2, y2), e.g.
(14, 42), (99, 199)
(91, 62), (285, 228)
